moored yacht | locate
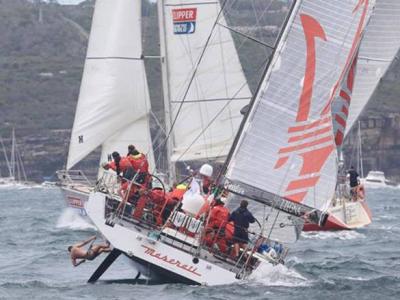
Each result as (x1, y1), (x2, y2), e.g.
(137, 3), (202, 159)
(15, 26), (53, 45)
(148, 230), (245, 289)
(361, 171), (396, 188)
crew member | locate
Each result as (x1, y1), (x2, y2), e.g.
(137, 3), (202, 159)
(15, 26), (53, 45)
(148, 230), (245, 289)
(229, 200), (256, 258)
(347, 166), (360, 200)
(126, 145), (149, 185)
(163, 184), (187, 222)
(203, 197), (230, 253)
(198, 164), (214, 195)
(102, 151), (134, 180)
(68, 236), (111, 267)
(141, 177), (167, 225)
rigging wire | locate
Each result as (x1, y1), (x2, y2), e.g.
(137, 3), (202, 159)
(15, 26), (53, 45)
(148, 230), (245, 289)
(158, 0), (230, 154)
(172, 54), (271, 163)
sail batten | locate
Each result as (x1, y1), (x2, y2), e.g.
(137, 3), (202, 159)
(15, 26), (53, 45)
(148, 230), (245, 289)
(67, 0), (154, 170)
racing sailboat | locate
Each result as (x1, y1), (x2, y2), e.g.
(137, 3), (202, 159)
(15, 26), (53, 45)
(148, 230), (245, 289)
(304, 0), (400, 230)
(59, 0), (251, 215)
(86, 0), (377, 285)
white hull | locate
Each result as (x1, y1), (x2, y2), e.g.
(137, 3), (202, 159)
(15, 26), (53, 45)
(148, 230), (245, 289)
(328, 200), (372, 229)
(360, 171), (396, 188)
(303, 199), (372, 231)
(60, 184), (91, 217)
(86, 192), (277, 286)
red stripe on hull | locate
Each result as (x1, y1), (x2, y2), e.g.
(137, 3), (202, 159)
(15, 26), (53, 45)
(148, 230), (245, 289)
(303, 214), (349, 231)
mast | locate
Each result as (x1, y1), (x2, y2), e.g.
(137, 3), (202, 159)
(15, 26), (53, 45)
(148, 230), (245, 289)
(0, 135), (12, 178)
(10, 128), (15, 179)
(157, 0), (176, 184)
(358, 121), (364, 178)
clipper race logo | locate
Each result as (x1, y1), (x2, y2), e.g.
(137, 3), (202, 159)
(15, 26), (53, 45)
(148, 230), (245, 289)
(172, 8), (197, 34)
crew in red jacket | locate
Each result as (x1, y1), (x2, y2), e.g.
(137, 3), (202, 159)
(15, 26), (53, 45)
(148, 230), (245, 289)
(102, 151), (134, 180)
(203, 197), (230, 253)
(126, 145), (149, 185)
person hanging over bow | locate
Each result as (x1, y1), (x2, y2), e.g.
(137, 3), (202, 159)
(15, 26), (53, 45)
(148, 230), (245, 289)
(68, 236), (111, 267)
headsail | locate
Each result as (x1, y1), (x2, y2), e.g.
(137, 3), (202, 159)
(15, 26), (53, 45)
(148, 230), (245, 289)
(158, 0), (252, 163)
(224, 0), (375, 226)
(344, 0), (400, 136)
(67, 0), (154, 170)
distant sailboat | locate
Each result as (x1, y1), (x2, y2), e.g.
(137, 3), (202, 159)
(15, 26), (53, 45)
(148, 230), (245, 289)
(0, 128), (28, 186)
(86, 0), (377, 285)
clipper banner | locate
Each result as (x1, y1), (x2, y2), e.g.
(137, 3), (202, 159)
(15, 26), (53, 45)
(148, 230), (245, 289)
(172, 8), (197, 34)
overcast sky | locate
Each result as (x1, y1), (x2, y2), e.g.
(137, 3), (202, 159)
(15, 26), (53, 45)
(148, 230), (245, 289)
(56, 0), (155, 3)
(56, 0), (86, 4)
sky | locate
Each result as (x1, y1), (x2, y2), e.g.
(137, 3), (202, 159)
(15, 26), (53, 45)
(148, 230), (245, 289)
(56, 0), (86, 4)
(55, 0), (155, 3)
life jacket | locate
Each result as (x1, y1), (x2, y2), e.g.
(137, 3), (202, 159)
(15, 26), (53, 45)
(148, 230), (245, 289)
(169, 184), (187, 201)
(208, 205), (230, 230)
(127, 153), (149, 173)
(148, 189), (167, 225)
(107, 157), (133, 178)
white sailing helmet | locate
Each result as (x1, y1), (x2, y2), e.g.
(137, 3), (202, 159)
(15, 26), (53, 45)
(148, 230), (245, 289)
(199, 164), (213, 177)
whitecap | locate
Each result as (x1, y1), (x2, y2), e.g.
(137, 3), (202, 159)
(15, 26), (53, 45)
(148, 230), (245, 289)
(56, 208), (96, 230)
(301, 230), (365, 240)
(345, 276), (369, 281)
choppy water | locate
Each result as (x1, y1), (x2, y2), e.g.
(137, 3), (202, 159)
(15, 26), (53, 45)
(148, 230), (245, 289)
(0, 185), (399, 299)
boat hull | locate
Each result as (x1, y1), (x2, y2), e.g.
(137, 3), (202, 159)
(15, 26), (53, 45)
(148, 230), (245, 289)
(60, 185), (90, 217)
(303, 200), (372, 231)
(86, 192), (243, 286)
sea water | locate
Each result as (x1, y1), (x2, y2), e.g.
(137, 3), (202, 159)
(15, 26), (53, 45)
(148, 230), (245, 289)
(0, 186), (399, 299)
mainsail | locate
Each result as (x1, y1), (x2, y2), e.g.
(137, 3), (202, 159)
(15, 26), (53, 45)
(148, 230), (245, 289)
(158, 0), (252, 165)
(67, 0), (155, 170)
(223, 0), (376, 242)
(343, 0), (400, 136)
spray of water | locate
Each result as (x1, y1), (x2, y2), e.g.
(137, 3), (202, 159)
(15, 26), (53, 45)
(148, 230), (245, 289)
(56, 208), (96, 230)
(248, 261), (311, 287)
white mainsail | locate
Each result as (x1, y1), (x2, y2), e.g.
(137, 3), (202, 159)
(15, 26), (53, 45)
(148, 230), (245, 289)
(67, 0), (154, 170)
(224, 0), (376, 242)
(343, 0), (400, 136)
(158, 0), (252, 164)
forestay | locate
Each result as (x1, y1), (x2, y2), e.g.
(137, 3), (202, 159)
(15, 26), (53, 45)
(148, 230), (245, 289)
(344, 0), (400, 136)
(159, 0), (251, 162)
(67, 0), (154, 170)
(225, 0), (376, 214)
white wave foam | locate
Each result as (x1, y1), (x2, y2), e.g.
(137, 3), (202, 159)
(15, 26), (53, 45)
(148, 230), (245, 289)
(301, 230), (365, 240)
(248, 262), (311, 287)
(56, 208), (96, 230)
(345, 276), (368, 281)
